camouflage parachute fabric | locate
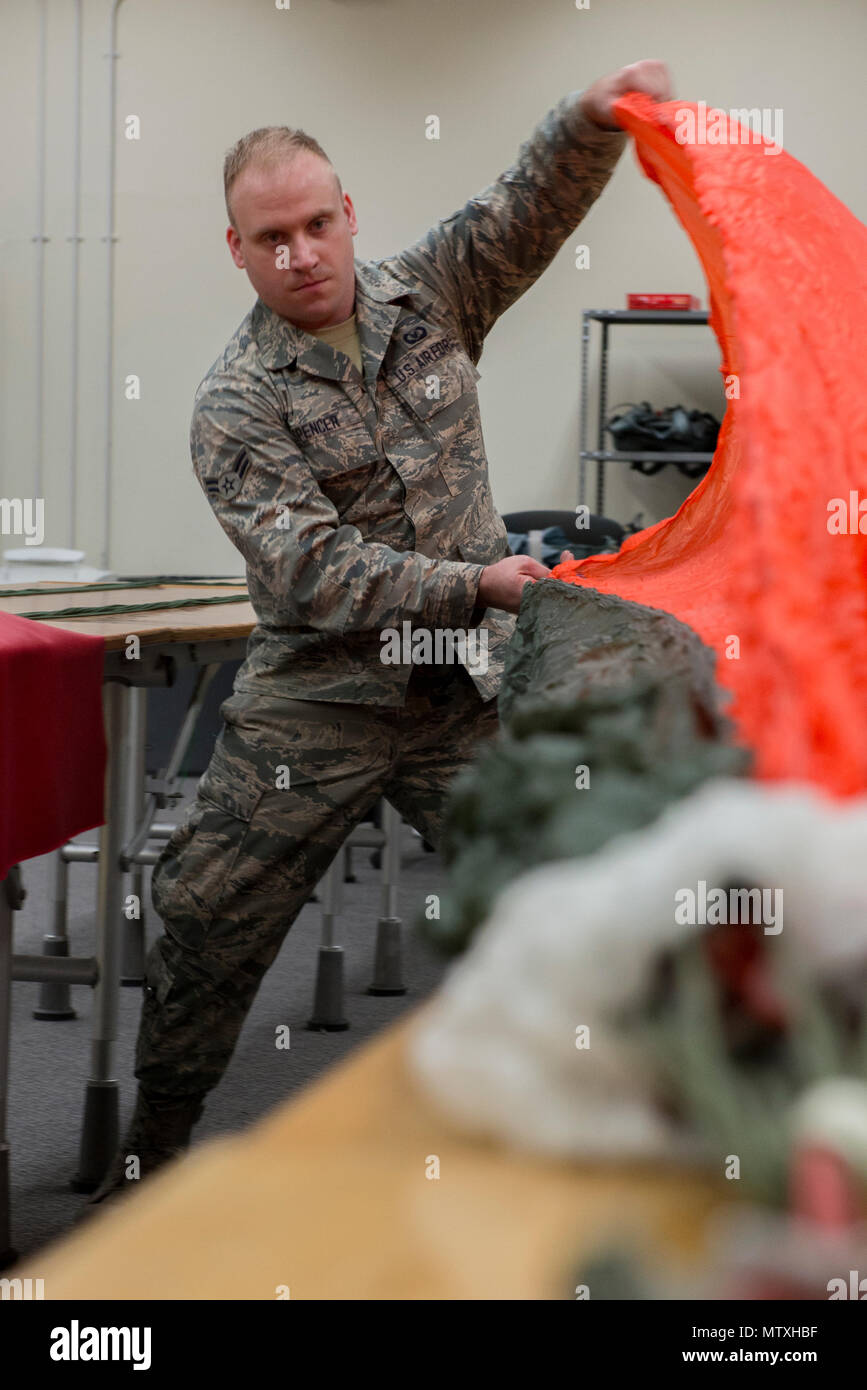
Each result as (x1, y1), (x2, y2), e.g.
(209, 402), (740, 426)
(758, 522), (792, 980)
(427, 582), (748, 954)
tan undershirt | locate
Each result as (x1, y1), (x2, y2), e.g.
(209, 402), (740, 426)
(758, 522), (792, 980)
(308, 313), (363, 376)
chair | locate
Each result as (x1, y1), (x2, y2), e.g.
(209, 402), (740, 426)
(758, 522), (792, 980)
(502, 509), (625, 560)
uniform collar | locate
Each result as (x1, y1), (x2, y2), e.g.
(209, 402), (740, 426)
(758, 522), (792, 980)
(251, 259), (406, 375)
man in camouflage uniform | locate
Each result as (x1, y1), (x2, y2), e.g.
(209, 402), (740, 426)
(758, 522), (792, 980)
(92, 60), (672, 1202)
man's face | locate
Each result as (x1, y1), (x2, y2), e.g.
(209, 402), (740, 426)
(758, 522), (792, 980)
(226, 151), (358, 330)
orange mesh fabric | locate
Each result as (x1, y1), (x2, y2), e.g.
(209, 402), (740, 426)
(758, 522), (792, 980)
(555, 94), (867, 796)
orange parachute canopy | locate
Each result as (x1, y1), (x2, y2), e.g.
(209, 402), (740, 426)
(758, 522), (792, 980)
(554, 94), (867, 797)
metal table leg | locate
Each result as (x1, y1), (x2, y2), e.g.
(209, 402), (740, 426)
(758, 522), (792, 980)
(0, 871), (18, 1265)
(307, 852), (348, 1032)
(120, 688), (147, 986)
(32, 849), (77, 1020)
(368, 800), (406, 996)
(122, 662), (220, 874)
(71, 682), (128, 1191)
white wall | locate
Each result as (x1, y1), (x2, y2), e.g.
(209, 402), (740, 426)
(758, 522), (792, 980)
(2, 0), (864, 571)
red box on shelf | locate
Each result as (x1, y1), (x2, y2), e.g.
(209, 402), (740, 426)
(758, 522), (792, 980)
(627, 293), (701, 310)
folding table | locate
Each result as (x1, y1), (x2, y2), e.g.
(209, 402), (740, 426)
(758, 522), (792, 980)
(0, 580), (409, 1259)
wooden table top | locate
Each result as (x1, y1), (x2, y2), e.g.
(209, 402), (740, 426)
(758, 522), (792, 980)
(0, 581), (256, 650)
(20, 1007), (729, 1300)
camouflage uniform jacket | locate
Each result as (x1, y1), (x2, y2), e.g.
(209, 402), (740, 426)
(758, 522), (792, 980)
(190, 90), (626, 704)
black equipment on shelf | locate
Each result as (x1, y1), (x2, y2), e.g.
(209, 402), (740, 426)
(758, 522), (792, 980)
(579, 308), (720, 512)
(605, 401), (720, 477)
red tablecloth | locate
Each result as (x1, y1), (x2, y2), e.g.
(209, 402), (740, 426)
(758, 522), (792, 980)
(0, 611), (105, 879)
(556, 94), (867, 796)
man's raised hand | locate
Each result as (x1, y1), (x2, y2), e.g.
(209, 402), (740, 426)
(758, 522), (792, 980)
(580, 60), (674, 132)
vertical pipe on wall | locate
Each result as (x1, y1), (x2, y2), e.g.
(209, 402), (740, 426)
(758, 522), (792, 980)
(33, 0), (48, 504)
(67, 0), (83, 548)
(101, 0), (127, 571)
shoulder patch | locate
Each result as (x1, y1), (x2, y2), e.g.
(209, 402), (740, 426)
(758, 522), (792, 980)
(402, 324), (428, 345)
(206, 447), (251, 501)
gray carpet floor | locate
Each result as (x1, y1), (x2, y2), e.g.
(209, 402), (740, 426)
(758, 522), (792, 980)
(6, 780), (449, 1265)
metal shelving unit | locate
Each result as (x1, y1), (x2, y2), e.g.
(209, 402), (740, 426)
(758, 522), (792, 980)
(579, 308), (713, 514)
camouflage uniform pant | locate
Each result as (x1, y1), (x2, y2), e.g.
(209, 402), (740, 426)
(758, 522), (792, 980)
(137, 664), (498, 1099)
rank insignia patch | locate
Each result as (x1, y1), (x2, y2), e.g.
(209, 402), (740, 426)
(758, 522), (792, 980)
(206, 448), (250, 501)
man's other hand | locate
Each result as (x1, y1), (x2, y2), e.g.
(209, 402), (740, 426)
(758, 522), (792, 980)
(580, 60), (673, 132)
(477, 555), (551, 614)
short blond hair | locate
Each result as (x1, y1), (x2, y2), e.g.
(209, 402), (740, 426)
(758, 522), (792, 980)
(223, 126), (342, 227)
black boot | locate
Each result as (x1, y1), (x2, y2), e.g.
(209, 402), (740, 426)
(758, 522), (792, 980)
(87, 1089), (206, 1208)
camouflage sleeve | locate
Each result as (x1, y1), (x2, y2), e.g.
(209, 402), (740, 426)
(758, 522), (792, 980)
(190, 378), (486, 634)
(394, 90), (626, 360)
